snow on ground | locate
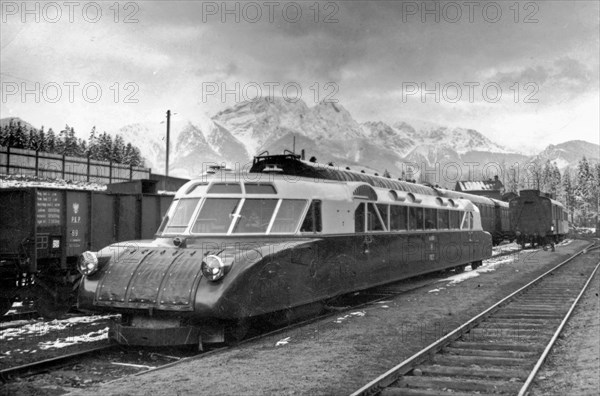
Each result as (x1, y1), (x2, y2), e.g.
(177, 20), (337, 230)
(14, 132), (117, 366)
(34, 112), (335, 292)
(0, 314), (114, 357)
(333, 311), (366, 324)
(38, 328), (108, 350)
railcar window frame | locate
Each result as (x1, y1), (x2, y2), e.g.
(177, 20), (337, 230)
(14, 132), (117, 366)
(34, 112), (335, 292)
(300, 200), (322, 233)
(390, 204), (407, 231)
(270, 199), (308, 234)
(161, 198), (201, 234)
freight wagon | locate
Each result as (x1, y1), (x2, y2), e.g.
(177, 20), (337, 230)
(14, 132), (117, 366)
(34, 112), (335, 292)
(0, 180), (173, 317)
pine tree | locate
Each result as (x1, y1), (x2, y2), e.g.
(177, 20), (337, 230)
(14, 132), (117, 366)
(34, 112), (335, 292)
(27, 129), (38, 150)
(87, 126), (98, 159)
(0, 124), (9, 146)
(575, 157), (594, 226)
(12, 121), (28, 148)
(38, 126), (47, 152)
(46, 128), (57, 153)
(96, 132), (113, 161)
(112, 134), (125, 163)
(562, 169), (576, 223)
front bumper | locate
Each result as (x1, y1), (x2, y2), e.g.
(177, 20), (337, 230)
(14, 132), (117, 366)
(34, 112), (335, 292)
(109, 322), (201, 346)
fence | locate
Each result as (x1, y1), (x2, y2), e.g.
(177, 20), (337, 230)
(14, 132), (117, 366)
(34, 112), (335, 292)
(0, 146), (151, 184)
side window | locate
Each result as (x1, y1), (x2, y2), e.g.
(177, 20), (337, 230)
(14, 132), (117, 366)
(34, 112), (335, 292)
(390, 205), (407, 231)
(354, 202), (365, 232)
(271, 199), (307, 233)
(367, 203), (385, 231)
(376, 204), (389, 230)
(449, 210), (461, 229)
(424, 208), (436, 230)
(437, 209), (449, 229)
(300, 200), (322, 233)
(408, 207), (423, 230)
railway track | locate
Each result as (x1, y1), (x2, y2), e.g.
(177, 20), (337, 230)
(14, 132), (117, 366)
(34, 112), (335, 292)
(351, 241), (599, 396)
(0, 345), (116, 383)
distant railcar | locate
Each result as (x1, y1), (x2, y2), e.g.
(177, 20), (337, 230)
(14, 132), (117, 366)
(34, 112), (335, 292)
(77, 153), (493, 349)
(509, 189), (568, 248)
(0, 180), (173, 317)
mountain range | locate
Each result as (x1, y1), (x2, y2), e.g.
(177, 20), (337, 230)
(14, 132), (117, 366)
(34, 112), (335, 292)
(2, 98), (598, 187)
(111, 98), (599, 186)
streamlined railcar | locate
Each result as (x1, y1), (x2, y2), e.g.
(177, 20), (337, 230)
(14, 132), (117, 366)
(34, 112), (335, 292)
(509, 189), (568, 249)
(77, 154), (492, 348)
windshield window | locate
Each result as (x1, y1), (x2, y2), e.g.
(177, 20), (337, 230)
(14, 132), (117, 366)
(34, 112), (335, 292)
(163, 199), (200, 234)
(191, 198), (240, 233)
(232, 199), (278, 233)
(271, 199), (307, 233)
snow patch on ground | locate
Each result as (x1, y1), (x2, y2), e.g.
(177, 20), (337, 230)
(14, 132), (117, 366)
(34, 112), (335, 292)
(0, 314), (114, 356)
(333, 311), (366, 324)
(38, 328), (108, 350)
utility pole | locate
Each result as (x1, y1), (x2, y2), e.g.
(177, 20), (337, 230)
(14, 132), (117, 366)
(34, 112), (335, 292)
(165, 109), (171, 190)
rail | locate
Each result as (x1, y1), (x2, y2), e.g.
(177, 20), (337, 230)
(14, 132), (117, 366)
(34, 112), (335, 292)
(351, 240), (598, 396)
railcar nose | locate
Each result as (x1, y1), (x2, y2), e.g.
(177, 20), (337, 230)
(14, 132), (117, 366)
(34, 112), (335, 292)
(94, 247), (206, 311)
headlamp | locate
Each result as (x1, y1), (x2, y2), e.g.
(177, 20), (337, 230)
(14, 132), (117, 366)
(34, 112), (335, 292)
(201, 255), (232, 282)
(77, 251), (99, 276)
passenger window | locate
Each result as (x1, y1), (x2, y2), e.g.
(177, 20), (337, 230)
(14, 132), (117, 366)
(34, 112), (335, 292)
(207, 183), (242, 194)
(449, 211), (460, 229)
(390, 205), (407, 231)
(232, 199), (278, 234)
(437, 209), (449, 229)
(245, 183), (277, 194)
(191, 198), (240, 233)
(354, 202), (365, 232)
(408, 207), (423, 230)
(271, 199), (307, 233)
(163, 198), (200, 233)
(300, 200), (322, 233)
(367, 203), (385, 231)
(376, 204), (389, 230)
(424, 208), (436, 230)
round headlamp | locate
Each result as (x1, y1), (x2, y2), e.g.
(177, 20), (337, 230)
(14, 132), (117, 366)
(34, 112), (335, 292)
(77, 251), (99, 276)
(201, 255), (226, 281)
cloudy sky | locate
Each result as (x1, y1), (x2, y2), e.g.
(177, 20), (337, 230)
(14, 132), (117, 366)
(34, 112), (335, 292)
(1, 0), (598, 153)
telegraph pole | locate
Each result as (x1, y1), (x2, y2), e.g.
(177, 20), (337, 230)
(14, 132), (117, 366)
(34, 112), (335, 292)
(165, 110), (171, 190)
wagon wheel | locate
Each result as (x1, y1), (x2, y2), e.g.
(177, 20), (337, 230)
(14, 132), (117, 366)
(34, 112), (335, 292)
(33, 285), (73, 320)
(454, 265), (466, 274)
(0, 297), (14, 316)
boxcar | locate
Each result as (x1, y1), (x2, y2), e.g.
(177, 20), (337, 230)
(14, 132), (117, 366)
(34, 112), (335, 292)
(509, 189), (568, 248)
(0, 180), (173, 317)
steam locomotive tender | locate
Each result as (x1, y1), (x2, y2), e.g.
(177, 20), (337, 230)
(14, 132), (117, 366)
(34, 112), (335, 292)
(509, 189), (568, 249)
(77, 154), (492, 348)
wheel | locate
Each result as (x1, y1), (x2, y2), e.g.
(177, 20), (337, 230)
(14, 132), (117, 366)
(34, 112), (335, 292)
(454, 265), (466, 274)
(0, 297), (13, 316)
(33, 285), (73, 320)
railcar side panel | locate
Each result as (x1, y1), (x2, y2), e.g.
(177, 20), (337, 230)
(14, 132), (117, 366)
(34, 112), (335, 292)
(90, 193), (115, 250)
